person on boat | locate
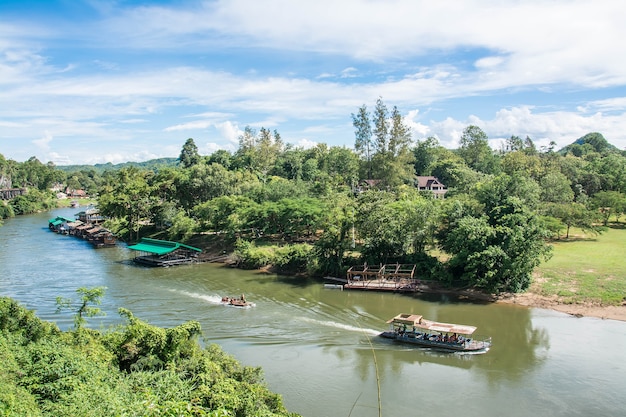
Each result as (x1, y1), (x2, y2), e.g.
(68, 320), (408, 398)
(241, 294), (246, 302)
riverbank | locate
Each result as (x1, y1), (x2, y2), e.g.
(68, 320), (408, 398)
(189, 233), (626, 322)
(497, 290), (626, 322)
(420, 285), (626, 322)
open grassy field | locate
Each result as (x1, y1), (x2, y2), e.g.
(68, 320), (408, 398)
(534, 226), (626, 305)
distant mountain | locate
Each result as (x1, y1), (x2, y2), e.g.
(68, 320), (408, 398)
(559, 132), (620, 155)
(56, 157), (179, 173)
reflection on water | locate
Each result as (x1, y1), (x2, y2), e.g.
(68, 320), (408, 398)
(1, 209), (625, 417)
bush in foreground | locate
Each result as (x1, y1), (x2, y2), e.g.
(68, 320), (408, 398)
(0, 297), (299, 417)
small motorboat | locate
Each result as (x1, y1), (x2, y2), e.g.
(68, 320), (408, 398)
(221, 295), (252, 307)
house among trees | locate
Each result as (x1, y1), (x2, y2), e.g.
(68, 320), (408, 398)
(416, 176), (448, 198)
(127, 238), (202, 267)
(65, 187), (88, 198)
(355, 177), (447, 198)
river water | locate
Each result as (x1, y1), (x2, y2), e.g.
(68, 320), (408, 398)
(1, 208), (624, 417)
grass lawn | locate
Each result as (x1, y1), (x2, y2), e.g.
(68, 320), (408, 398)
(534, 225), (626, 305)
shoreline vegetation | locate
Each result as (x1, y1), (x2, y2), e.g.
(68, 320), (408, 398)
(54, 198), (626, 322)
(191, 226), (626, 322)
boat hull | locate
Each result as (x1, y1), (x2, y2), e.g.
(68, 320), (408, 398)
(379, 331), (490, 352)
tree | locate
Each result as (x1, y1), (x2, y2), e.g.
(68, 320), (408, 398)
(207, 149), (232, 168)
(354, 98), (414, 186)
(352, 104), (373, 179)
(413, 136), (440, 175)
(98, 167), (156, 241)
(501, 150), (542, 180)
(234, 126), (283, 182)
(167, 210), (198, 241)
(542, 202), (604, 239)
(55, 287), (106, 329)
(256, 128), (284, 181)
(438, 174), (552, 292)
(324, 146), (360, 187)
(355, 190), (420, 264)
(179, 138), (201, 168)
(311, 192), (355, 276)
(372, 97), (389, 156)
(591, 191), (625, 225)
(382, 105), (414, 187)
(539, 171), (574, 204)
(457, 125), (499, 174)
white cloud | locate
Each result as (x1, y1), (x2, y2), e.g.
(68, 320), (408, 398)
(100, 1), (626, 86)
(215, 121), (243, 145)
(1, 0), (625, 164)
(340, 67), (358, 78)
(426, 106), (626, 151)
(165, 121), (214, 132)
(405, 109), (430, 138)
(33, 131), (53, 150)
(294, 138), (318, 149)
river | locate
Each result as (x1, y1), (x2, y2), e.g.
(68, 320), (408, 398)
(1, 208), (624, 417)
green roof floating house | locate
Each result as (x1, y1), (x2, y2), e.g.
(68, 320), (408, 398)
(48, 215), (116, 247)
(127, 237), (202, 267)
(48, 216), (75, 230)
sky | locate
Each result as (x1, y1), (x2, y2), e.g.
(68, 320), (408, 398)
(1, 0), (626, 166)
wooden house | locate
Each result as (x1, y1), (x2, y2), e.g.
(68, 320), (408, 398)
(416, 176), (448, 198)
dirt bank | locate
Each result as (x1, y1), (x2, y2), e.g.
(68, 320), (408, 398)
(497, 292), (626, 322)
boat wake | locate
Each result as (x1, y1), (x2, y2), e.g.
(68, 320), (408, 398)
(167, 289), (224, 305)
(299, 317), (379, 336)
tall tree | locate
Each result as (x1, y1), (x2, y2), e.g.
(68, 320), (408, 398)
(179, 138), (200, 168)
(384, 105), (414, 186)
(372, 97), (389, 155)
(234, 126), (283, 182)
(352, 105), (373, 179)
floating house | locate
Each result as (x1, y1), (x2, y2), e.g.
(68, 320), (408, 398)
(127, 237), (202, 267)
(48, 216), (76, 233)
(48, 213), (117, 247)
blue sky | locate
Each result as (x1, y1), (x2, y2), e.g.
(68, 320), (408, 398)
(1, 0), (625, 165)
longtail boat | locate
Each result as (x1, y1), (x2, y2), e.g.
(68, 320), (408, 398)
(380, 313), (491, 352)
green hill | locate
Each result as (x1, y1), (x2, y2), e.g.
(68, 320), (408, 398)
(559, 132), (620, 155)
(56, 157), (179, 173)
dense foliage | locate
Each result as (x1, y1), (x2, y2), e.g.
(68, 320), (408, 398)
(0, 296), (298, 417)
(2, 100), (626, 293)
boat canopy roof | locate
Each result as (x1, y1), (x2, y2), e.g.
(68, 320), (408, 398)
(127, 237), (202, 255)
(386, 313), (477, 335)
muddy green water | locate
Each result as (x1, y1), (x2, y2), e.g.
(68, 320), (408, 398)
(1, 208), (625, 417)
